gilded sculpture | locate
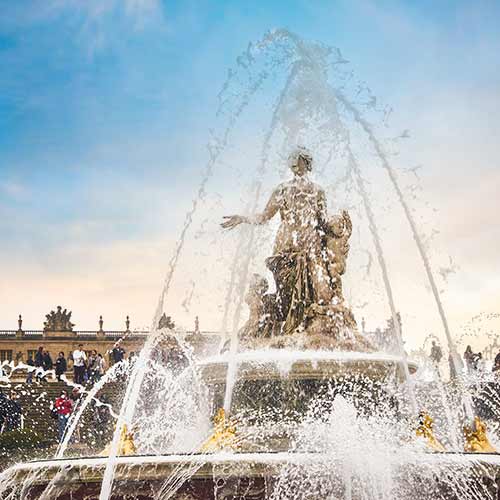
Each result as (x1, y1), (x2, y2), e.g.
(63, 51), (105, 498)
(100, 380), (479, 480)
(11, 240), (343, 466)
(416, 412), (445, 452)
(464, 416), (496, 453)
(222, 147), (371, 351)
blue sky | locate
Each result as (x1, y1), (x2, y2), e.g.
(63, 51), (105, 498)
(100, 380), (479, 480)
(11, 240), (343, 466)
(1, 0), (499, 347)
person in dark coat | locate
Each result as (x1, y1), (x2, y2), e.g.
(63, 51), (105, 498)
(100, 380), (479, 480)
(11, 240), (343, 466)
(55, 352), (67, 381)
(430, 341), (443, 364)
(34, 347), (44, 368)
(34, 346), (45, 382)
(26, 356), (35, 384)
(112, 346), (125, 364)
(493, 351), (500, 373)
(0, 391), (8, 432)
(42, 350), (53, 371)
(87, 350), (98, 383)
(5, 391), (22, 431)
(464, 345), (474, 374)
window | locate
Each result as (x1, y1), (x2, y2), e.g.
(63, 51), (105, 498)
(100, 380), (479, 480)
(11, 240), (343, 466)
(0, 350), (13, 362)
(27, 350), (37, 361)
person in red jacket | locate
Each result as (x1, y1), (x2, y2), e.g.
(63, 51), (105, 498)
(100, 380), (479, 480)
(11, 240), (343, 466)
(54, 390), (73, 443)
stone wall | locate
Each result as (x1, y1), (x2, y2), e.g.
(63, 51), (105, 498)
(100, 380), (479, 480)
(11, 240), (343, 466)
(0, 331), (221, 369)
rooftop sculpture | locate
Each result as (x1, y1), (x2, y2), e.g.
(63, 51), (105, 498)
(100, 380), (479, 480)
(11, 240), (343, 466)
(43, 305), (74, 332)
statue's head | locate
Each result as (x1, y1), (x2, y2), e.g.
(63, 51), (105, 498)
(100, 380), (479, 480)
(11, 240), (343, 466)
(288, 147), (312, 177)
(327, 214), (346, 237)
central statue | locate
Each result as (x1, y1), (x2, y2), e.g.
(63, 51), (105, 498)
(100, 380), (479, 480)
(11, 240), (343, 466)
(222, 147), (371, 351)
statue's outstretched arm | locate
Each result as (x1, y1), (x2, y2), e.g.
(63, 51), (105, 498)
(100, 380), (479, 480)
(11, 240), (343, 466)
(221, 188), (280, 230)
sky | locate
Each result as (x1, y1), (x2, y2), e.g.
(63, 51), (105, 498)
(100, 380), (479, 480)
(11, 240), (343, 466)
(0, 0), (499, 351)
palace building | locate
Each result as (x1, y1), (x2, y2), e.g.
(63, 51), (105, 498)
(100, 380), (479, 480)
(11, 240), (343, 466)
(0, 306), (221, 367)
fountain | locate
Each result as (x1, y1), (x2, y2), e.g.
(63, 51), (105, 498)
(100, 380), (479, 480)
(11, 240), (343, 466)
(1, 30), (499, 500)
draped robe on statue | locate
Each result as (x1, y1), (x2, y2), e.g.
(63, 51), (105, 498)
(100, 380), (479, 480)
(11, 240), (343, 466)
(252, 177), (340, 335)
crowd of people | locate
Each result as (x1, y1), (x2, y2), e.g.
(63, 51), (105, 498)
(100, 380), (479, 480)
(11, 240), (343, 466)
(71, 345), (108, 385)
(25, 344), (127, 386)
(463, 345), (488, 373)
(52, 385), (112, 444)
(51, 344), (124, 442)
(0, 341), (176, 445)
(428, 340), (500, 377)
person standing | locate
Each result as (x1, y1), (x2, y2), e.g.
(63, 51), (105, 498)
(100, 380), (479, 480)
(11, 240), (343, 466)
(494, 351), (500, 371)
(34, 346), (44, 382)
(55, 352), (67, 382)
(430, 341), (443, 364)
(96, 353), (106, 381)
(42, 349), (53, 372)
(464, 345), (474, 374)
(0, 391), (8, 433)
(72, 345), (87, 385)
(112, 346), (125, 364)
(34, 346), (43, 368)
(5, 391), (22, 432)
(54, 390), (72, 443)
(475, 352), (486, 373)
(493, 351), (500, 373)
(26, 355), (34, 384)
(87, 350), (98, 383)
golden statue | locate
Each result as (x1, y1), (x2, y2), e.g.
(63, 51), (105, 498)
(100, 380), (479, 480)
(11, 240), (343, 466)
(464, 416), (496, 453)
(200, 408), (239, 453)
(222, 147), (371, 351)
(100, 424), (137, 457)
(416, 412), (445, 452)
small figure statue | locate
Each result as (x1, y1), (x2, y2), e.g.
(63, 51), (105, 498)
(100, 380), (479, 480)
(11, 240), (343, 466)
(464, 416), (496, 453)
(158, 313), (175, 330)
(200, 408), (239, 453)
(326, 209), (352, 281)
(416, 412), (445, 452)
(222, 147), (372, 351)
(100, 424), (137, 457)
(238, 274), (278, 347)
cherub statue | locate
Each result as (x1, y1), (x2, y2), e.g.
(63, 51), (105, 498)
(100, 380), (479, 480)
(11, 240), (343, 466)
(325, 209), (353, 302)
(239, 274), (277, 345)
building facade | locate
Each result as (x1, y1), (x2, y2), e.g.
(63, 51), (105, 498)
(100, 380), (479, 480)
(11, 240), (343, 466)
(0, 306), (221, 370)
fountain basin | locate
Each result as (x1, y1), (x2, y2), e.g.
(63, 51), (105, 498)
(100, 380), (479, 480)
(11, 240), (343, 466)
(3, 452), (500, 500)
(199, 349), (418, 384)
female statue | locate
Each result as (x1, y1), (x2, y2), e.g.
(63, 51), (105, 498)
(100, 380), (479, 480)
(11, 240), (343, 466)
(222, 147), (354, 339)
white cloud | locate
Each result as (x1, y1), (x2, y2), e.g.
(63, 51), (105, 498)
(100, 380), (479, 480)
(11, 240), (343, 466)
(0, 180), (29, 200)
(0, 0), (166, 57)
(47, 0), (162, 19)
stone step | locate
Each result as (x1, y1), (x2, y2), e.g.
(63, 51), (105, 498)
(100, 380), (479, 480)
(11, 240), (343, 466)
(8, 380), (124, 442)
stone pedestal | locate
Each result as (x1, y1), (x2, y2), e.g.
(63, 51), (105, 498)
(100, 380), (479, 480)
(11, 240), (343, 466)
(43, 329), (76, 339)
